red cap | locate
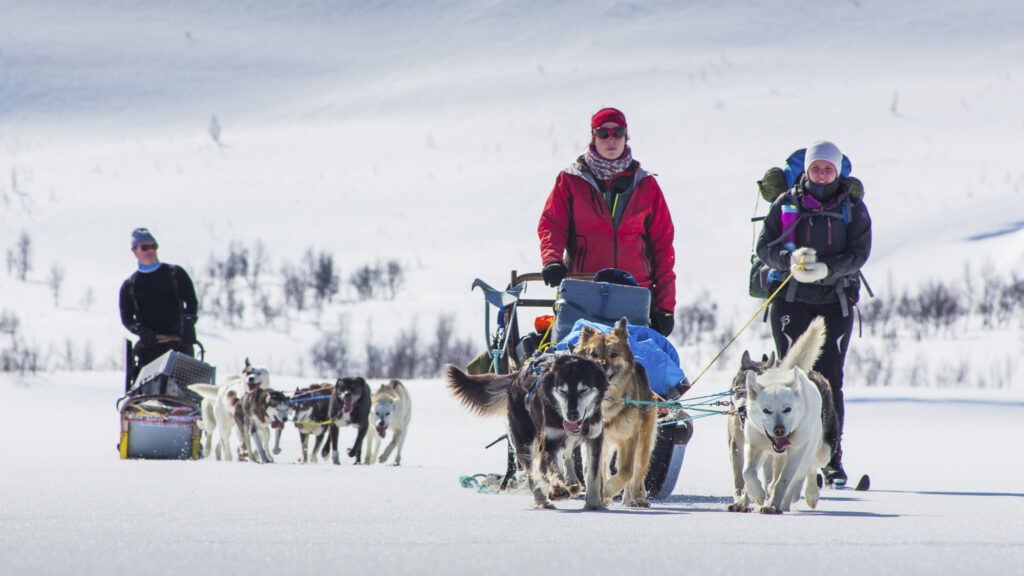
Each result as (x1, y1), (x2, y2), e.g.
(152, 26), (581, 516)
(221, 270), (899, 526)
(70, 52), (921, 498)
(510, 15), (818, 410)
(591, 107), (627, 129)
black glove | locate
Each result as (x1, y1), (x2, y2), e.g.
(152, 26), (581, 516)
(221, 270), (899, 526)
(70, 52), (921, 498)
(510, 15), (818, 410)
(665, 376), (691, 401)
(542, 262), (568, 288)
(650, 309), (674, 337)
(135, 324), (158, 347)
(179, 315), (197, 344)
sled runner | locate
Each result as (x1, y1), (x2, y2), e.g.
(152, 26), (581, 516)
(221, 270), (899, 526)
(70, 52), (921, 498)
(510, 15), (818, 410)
(469, 270), (692, 499)
(117, 342), (216, 460)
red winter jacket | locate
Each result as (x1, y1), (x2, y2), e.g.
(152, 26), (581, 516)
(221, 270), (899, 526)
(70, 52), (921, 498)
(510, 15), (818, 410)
(538, 159), (676, 312)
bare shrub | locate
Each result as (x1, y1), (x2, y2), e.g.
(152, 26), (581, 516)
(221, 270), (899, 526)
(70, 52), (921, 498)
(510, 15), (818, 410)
(384, 259), (405, 300)
(848, 345), (893, 387)
(282, 264), (308, 312)
(310, 318), (351, 376)
(307, 249), (340, 308)
(204, 242), (248, 326)
(996, 274), (1024, 326)
(257, 293), (281, 327)
(386, 324), (421, 379)
(247, 240), (269, 299)
(898, 280), (962, 334)
(0, 312), (41, 374)
(675, 296), (717, 345)
(350, 264), (381, 301)
(977, 268), (1001, 328)
(424, 314), (476, 377)
(364, 336), (387, 379)
(349, 260), (406, 301)
(859, 276), (896, 337)
(7, 231), (31, 281)
(48, 263), (65, 306)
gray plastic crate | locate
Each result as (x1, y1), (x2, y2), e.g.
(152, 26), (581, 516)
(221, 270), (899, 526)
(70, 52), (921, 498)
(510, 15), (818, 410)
(551, 278), (651, 342)
(130, 350), (216, 402)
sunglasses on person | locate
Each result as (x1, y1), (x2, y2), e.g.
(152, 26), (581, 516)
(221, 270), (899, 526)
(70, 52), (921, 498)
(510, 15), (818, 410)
(137, 243), (158, 252)
(592, 126), (626, 139)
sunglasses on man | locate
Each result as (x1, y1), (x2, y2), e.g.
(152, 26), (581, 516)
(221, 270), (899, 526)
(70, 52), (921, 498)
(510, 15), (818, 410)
(593, 126), (626, 139)
(137, 243), (158, 252)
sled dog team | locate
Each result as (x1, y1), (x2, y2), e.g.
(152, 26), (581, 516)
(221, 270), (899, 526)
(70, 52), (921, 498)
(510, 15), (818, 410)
(188, 362), (412, 466)
(446, 316), (838, 513)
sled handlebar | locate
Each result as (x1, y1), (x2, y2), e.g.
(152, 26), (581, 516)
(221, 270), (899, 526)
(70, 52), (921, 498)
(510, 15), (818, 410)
(507, 271), (591, 308)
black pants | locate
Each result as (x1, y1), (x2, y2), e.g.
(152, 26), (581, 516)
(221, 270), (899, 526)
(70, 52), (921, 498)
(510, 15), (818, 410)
(769, 300), (853, 458)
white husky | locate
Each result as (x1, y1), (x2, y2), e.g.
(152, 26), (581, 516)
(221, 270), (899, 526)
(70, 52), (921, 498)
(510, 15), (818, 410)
(188, 359), (272, 461)
(738, 317), (832, 514)
(365, 380), (412, 466)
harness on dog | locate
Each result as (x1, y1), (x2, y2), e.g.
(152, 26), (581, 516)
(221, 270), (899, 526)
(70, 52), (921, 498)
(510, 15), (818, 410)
(524, 355), (549, 402)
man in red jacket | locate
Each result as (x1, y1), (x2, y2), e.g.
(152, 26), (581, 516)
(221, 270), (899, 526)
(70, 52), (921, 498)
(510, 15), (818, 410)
(538, 107), (677, 336)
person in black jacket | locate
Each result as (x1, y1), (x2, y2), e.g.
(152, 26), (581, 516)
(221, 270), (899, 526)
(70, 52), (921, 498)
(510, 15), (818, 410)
(755, 140), (872, 487)
(119, 228), (199, 377)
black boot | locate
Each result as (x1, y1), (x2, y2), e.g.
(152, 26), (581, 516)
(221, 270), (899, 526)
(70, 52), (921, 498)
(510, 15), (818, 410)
(823, 452), (847, 487)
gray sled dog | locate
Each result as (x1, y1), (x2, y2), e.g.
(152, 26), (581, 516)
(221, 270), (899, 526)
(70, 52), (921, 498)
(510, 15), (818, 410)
(365, 380), (412, 466)
(730, 316), (840, 514)
(445, 354), (608, 511)
(233, 386), (290, 463)
(189, 359), (272, 460)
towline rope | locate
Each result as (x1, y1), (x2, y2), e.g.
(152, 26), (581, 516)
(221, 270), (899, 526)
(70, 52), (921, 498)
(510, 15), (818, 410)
(599, 257), (806, 424)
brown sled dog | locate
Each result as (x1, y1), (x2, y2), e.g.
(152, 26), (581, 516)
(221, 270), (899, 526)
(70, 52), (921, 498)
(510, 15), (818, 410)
(575, 318), (658, 507)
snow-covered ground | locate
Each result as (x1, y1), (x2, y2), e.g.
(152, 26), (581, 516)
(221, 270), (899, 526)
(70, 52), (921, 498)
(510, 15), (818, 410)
(2, 371), (1023, 575)
(2, 0), (1024, 573)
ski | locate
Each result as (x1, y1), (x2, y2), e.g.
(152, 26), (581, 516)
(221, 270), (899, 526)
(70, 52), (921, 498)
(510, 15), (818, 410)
(817, 473), (870, 491)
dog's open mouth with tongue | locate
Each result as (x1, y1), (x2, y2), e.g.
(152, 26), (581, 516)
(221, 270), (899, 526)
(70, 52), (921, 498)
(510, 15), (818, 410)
(766, 429), (792, 453)
(562, 419), (582, 435)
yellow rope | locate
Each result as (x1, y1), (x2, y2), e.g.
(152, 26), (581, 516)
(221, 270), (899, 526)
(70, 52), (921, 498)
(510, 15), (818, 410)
(686, 255), (804, 388)
(536, 318), (556, 352)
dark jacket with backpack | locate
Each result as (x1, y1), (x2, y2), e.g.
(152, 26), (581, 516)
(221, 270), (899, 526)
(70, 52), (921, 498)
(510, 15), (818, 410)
(756, 175), (872, 310)
(119, 263), (199, 349)
(538, 158), (676, 312)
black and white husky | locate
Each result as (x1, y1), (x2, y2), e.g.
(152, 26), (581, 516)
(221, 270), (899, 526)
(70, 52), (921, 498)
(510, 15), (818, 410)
(445, 354), (609, 510)
(323, 377), (372, 465)
(289, 383), (334, 463)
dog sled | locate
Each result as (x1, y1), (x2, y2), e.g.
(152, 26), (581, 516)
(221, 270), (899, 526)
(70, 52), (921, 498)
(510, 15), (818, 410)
(117, 341), (216, 460)
(469, 269), (693, 500)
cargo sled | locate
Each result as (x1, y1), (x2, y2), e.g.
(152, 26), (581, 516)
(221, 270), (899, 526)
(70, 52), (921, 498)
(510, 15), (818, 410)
(117, 342), (216, 460)
(469, 270), (693, 499)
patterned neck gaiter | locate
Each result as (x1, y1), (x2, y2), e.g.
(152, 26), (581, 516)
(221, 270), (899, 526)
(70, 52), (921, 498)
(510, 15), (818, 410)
(584, 144), (633, 182)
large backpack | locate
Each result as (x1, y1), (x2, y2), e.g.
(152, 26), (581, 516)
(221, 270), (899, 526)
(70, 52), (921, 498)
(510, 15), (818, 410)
(748, 148), (864, 299)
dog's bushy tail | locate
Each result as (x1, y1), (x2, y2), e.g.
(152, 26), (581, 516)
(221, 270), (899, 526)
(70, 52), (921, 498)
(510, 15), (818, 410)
(443, 364), (511, 417)
(188, 383), (219, 400)
(780, 316), (827, 373)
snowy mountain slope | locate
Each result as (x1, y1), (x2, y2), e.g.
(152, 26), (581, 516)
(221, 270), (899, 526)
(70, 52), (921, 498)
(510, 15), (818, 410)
(1, 0), (1023, 376)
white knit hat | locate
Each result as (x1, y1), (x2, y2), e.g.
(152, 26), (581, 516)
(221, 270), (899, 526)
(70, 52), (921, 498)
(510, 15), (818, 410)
(804, 140), (843, 175)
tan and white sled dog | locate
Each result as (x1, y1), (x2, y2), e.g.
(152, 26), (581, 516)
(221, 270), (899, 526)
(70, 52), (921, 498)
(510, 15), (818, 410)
(574, 318), (658, 507)
(734, 316), (836, 514)
(365, 380), (412, 466)
(188, 359), (272, 460)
